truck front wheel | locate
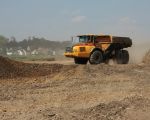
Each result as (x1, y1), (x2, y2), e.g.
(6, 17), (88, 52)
(89, 50), (103, 64)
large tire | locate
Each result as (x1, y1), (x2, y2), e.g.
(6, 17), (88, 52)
(122, 50), (129, 64)
(115, 50), (123, 64)
(74, 58), (88, 64)
(115, 50), (129, 64)
(89, 50), (103, 64)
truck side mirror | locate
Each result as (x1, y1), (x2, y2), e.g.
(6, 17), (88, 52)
(71, 36), (73, 42)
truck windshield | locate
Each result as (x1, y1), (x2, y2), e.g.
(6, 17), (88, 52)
(72, 37), (80, 45)
(72, 36), (93, 45)
(79, 36), (89, 43)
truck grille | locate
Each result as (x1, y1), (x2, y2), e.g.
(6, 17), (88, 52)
(66, 47), (72, 52)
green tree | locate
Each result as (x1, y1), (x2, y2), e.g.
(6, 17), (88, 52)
(0, 35), (8, 47)
(0, 35), (9, 55)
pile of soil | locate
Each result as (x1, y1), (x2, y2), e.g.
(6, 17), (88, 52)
(143, 49), (150, 64)
(37, 96), (150, 120)
(0, 56), (63, 79)
(79, 96), (150, 120)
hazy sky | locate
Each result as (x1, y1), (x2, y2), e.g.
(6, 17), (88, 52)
(0, 0), (150, 41)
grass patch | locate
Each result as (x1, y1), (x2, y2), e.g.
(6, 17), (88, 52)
(7, 55), (55, 62)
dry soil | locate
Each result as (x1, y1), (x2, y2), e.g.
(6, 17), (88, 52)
(0, 56), (150, 120)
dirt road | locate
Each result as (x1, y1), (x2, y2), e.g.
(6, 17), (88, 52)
(0, 56), (150, 120)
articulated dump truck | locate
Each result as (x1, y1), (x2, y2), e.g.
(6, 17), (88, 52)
(64, 34), (132, 64)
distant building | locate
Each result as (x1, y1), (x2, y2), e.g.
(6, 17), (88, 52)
(22, 49), (27, 56)
(52, 51), (56, 56)
(17, 50), (23, 56)
(6, 52), (13, 56)
(27, 46), (31, 51)
(31, 50), (39, 55)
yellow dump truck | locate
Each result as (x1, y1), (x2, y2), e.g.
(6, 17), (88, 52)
(64, 34), (132, 64)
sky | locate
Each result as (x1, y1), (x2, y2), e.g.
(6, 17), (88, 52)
(0, 0), (150, 42)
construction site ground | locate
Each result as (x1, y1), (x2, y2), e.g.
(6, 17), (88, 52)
(0, 56), (150, 120)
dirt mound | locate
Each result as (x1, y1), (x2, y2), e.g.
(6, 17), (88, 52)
(143, 49), (150, 64)
(77, 96), (150, 120)
(35, 96), (150, 120)
(0, 56), (63, 79)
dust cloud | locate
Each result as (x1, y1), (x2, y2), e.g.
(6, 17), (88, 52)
(129, 41), (150, 64)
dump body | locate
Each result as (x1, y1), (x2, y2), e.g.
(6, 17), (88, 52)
(112, 36), (132, 48)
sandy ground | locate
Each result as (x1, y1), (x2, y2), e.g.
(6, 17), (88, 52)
(24, 59), (74, 65)
(0, 58), (150, 120)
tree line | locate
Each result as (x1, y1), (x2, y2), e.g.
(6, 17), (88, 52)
(0, 35), (70, 54)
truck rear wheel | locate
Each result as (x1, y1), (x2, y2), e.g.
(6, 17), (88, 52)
(115, 50), (129, 64)
(89, 50), (103, 64)
(122, 50), (129, 64)
(74, 58), (88, 64)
